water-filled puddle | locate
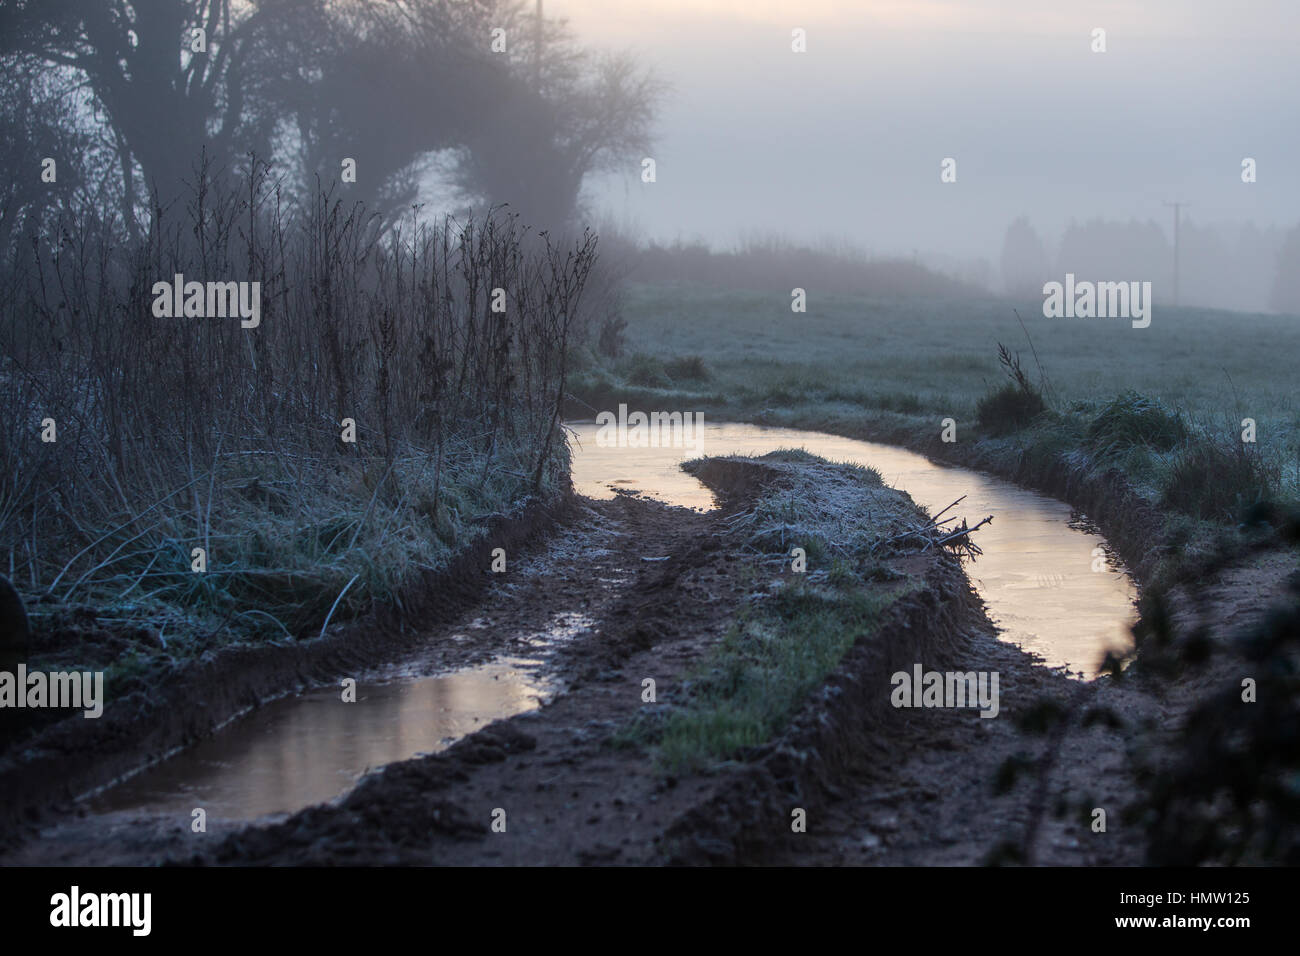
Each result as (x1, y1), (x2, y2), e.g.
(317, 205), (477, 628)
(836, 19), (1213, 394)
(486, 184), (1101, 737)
(567, 420), (1138, 678)
(88, 658), (551, 820)
(86, 421), (1135, 822)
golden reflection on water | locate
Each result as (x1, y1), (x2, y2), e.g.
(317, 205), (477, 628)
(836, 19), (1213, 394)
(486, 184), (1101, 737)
(567, 420), (1138, 678)
(89, 422), (1136, 822)
(90, 659), (548, 820)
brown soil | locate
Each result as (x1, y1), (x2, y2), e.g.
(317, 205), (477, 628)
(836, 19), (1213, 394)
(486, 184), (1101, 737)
(0, 491), (572, 847)
(3, 454), (1292, 867)
(3, 486), (756, 864)
(748, 547), (1296, 867)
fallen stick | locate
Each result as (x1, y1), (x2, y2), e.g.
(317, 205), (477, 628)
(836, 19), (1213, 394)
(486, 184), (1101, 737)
(927, 494), (967, 525)
(935, 515), (994, 547)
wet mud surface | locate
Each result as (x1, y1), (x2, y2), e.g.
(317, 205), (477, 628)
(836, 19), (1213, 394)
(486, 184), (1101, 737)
(4, 448), (1291, 866)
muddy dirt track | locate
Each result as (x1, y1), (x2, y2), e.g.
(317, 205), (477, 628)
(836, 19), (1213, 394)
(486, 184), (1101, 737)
(2, 459), (1291, 866)
(5, 487), (750, 864)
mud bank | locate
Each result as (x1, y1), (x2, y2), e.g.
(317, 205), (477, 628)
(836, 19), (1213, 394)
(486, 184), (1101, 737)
(0, 490), (573, 847)
(664, 546), (1149, 866)
(155, 453), (1013, 865)
(661, 551), (987, 863)
(567, 390), (1162, 587)
(827, 419), (1165, 584)
(186, 491), (747, 865)
(8, 443), (1281, 866)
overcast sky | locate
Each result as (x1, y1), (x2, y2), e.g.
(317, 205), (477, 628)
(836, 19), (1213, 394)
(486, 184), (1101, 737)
(546, 0), (1300, 263)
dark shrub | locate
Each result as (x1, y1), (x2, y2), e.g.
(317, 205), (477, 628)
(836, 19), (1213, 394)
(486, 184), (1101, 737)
(624, 353), (673, 388)
(977, 382), (1046, 434)
(1142, 579), (1300, 864)
(1088, 391), (1187, 451)
(1160, 441), (1278, 522)
(597, 313), (628, 358)
(976, 342), (1047, 434)
(664, 354), (710, 382)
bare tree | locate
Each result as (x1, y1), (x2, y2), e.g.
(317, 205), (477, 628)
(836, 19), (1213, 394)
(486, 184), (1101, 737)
(0, 0), (287, 209)
(271, 0), (511, 220)
(450, 1), (666, 227)
(0, 60), (105, 253)
(0, 0), (662, 231)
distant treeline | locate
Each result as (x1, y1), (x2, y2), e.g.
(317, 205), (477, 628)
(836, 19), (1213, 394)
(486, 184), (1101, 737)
(606, 235), (991, 300)
(1001, 216), (1300, 315)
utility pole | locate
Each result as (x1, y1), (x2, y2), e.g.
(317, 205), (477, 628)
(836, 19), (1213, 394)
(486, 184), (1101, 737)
(1163, 200), (1189, 307)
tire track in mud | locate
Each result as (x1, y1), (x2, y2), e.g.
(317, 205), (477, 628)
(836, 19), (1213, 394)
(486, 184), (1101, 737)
(204, 491), (758, 865)
(9, 454), (1277, 866)
(0, 492), (572, 847)
(748, 547), (1295, 868)
(195, 457), (1143, 868)
(2, 490), (754, 865)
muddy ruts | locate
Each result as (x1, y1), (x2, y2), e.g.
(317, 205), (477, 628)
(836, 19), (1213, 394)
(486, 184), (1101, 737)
(660, 552), (987, 864)
(0, 490), (573, 849)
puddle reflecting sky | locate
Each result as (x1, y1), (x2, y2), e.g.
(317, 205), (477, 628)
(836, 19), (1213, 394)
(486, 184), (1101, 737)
(85, 422), (1136, 823)
(89, 659), (550, 820)
(568, 421), (1138, 678)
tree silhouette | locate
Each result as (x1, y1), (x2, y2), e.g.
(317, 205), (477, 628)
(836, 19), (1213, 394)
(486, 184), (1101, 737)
(999, 216), (1050, 299)
(1269, 224), (1300, 315)
(0, 0), (662, 230)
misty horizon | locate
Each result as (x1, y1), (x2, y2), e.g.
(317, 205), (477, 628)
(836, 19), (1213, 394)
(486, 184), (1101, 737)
(520, 0), (1300, 310)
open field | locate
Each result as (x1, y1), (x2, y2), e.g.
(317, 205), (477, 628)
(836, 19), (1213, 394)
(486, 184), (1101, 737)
(5, 0), (1300, 913)
(588, 282), (1300, 437)
(574, 281), (1300, 512)
(7, 273), (1299, 868)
